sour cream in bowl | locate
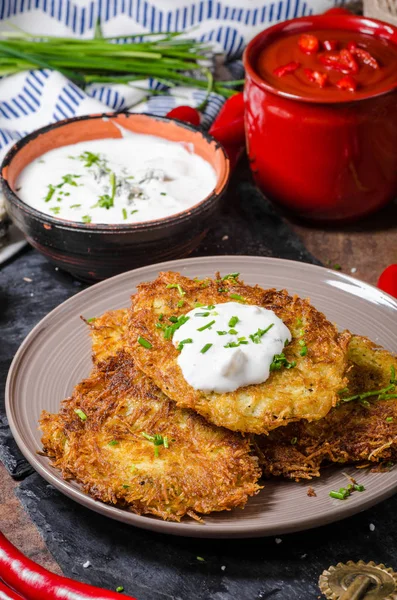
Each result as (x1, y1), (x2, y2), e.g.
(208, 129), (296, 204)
(1, 113), (229, 281)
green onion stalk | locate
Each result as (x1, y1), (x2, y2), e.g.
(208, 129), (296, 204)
(0, 29), (243, 101)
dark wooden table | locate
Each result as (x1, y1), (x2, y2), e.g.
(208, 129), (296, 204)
(1, 172), (397, 597)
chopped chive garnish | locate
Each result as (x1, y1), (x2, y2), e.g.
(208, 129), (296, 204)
(158, 314), (164, 321)
(122, 484), (129, 489)
(81, 215), (92, 223)
(122, 208), (127, 220)
(142, 433), (170, 457)
(177, 338), (193, 351)
(229, 293), (245, 302)
(217, 331), (227, 335)
(44, 184), (56, 202)
(249, 324), (275, 344)
(340, 365), (397, 403)
(194, 302), (205, 307)
(108, 440), (119, 446)
(333, 264), (342, 271)
(386, 417), (394, 422)
(163, 315), (190, 340)
(74, 409), (87, 421)
(70, 203), (81, 209)
(228, 329), (238, 335)
(329, 491), (346, 500)
(218, 288), (227, 293)
(195, 312), (210, 317)
(177, 300), (184, 308)
(169, 316), (178, 323)
(300, 345), (308, 357)
(87, 317), (96, 323)
(196, 556), (205, 562)
(354, 484), (365, 492)
(206, 305), (215, 310)
(222, 272), (240, 280)
(224, 341), (239, 348)
(160, 192), (167, 196)
(270, 353), (296, 371)
(49, 206), (61, 215)
(166, 283), (185, 296)
(296, 318), (303, 326)
(228, 316), (239, 328)
(116, 586), (124, 593)
(197, 320), (215, 332)
(131, 209), (139, 215)
(291, 437), (297, 445)
(138, 336), (152, 349)
(201, 343), (213, 354)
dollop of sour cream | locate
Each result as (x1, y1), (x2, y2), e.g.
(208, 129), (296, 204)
(16, 132), (217, 225)
(172, 302), (292, 393)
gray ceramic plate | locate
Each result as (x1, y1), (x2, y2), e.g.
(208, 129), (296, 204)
(6, 256), (397, 538)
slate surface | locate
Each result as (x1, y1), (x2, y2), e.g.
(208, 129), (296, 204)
(6, 180), (393, 600)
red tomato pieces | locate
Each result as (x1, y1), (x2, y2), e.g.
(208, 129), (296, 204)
(351, 46), (380, 69)
(319, 52), (351, 74)
(336, 75), (358, 91)
(346, 41), (358, 52)
(304, 68), (328, 88)
(273, 61), (301, 77)
(323, 39), (339, 51)
(378, 264), (397, 299)
(298, 34), (320, 54)
(339, 49), (359, 74)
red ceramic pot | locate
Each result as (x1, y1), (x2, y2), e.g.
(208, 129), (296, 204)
(243, 15), (397, 222)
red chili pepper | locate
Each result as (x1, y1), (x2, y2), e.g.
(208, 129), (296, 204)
(336, 75), (358, 92)
(339, 49), (359, 74)
(273, 61), (301, 77)
(209, 92), (245, 168)
(350, 46), (380, 69)
(323, 40), (339, 51)
(0, 580), (25, 600)
(210, 91), (244, 130)
(166, 105), (201, 126)
(298, 34), (320, 54)
(0, 532), (137, 600)
(378, 264), (397, 299)
(304, 68), (328, 88)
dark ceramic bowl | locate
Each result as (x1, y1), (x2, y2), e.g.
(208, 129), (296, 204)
(1, 113), (230, 281)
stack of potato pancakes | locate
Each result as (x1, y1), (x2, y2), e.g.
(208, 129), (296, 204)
(40, 272), (397, 522)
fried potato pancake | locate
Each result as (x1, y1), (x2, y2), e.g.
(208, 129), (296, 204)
(255, 336), (397, 480)
(89, 308), (129, 367)
(127, 271), (350, 434)
(40, 351), (261, 522)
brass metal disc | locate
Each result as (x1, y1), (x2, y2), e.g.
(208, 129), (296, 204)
(319, 561), (397, 600)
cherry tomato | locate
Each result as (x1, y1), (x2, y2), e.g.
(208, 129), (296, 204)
(166, 106), (201, 126)
(378, 264), (397, 298)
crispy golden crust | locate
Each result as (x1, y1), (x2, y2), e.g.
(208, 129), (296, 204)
(127, 271), (350, 434)
(255, 336), (397, 481)
(89, 309), (129, 367)
(40, 352), (261, 522)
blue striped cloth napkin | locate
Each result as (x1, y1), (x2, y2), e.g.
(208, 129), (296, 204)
(0, 0), (342, 161)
